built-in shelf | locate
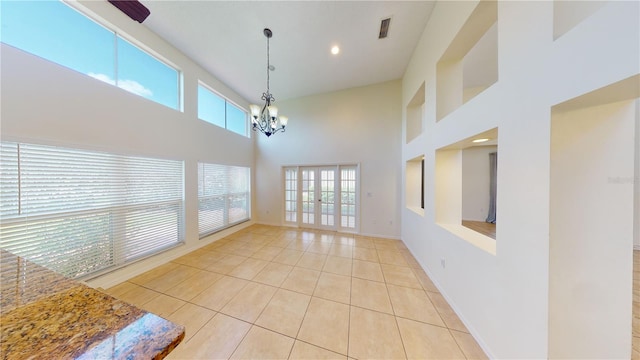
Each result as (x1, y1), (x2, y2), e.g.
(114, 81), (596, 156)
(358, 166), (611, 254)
(406, 82), (425, 144)
(549, 76), (639, 357)
(435, 128), (498, 254)
(436, 1), (498, 121)
(553, 0), (607, 40)
(405, 155), (425, 216)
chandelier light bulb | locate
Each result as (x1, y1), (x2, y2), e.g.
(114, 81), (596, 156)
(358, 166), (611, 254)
(268, 105), (278, 119)
(249, 104), (260, 118)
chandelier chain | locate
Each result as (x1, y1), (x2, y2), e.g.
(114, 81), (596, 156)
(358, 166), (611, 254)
(250, 28), (287, 138)
(266, 33), (270, 95)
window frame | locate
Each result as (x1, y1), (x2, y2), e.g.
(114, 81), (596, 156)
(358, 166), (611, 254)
(197, 81), (249, 137)
(283, 165), (359, 233)
(1, 0), (183, 111)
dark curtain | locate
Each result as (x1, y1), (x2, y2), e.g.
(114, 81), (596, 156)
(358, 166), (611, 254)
(486, 152), (497, 223)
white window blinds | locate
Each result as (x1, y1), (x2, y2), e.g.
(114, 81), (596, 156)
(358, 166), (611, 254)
(0, 141), (184, 279)
(198, 163), (250, 237)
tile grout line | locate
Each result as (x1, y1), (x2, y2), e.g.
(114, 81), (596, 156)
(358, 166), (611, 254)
(448, 327), (471, 360)
(110, 226), (477, 359)
(380, 247), (410, 360)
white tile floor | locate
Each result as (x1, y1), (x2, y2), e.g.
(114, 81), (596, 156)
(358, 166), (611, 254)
(105, 225), (487, 359)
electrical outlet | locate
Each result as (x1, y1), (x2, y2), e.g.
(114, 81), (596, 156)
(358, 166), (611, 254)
(440, 258), (446, 269)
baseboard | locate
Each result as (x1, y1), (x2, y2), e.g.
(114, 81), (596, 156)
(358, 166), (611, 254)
(359, 232), (401, 240)
(402, 241), (496, 359)
(87, 221), (255, 289)
(254, 222), (401, 240)
(634, 244), (640, 251)
(255, 220), (284, 227)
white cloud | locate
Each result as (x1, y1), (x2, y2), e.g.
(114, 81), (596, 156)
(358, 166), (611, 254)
(117, 79), (153, 98)
(88, 72), (115, 85)
(88, 73), (153, 98)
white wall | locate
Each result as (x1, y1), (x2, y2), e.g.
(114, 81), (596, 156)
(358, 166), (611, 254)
(0, 1), (255, 289)
(254, 80), (402, 239)
(549, 99), (636, 358)
(462, 145), (497, 222)
(636, 99), (640, 249)
(401, 0), (639, 358)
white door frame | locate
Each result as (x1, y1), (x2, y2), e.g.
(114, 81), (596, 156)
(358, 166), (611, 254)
(283, 164), (359, 233)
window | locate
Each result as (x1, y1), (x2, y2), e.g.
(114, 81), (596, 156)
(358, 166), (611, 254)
(1, 0), (180, 110)
(226, 102), (248, 136)
(198, 163), (250, 237)
(198, 83), (249, 137)
(116, 37), (180, 110)
(0, 141), (184, 279)
(198, 85), (225, 128)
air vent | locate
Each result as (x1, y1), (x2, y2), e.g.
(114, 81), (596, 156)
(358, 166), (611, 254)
(379, 17), (391, 39)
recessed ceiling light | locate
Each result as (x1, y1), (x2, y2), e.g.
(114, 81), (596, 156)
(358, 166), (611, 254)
(331, 46), (340, 55)
(472, 138), (490, 143)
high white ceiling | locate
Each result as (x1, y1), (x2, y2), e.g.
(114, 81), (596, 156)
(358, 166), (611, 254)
(141, 1), (436, 104)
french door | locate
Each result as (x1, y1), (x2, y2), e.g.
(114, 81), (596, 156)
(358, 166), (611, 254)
(285, 165), (358, 232)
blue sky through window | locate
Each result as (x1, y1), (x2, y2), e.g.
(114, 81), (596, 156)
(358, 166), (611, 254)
(198, 85), (226, 128)
(1, 0), (114, 78)
(1, 0), (179, 110)
(117, 37), (179, 109)
(198, 84), (249, 137)
(226, 103), (247, 136)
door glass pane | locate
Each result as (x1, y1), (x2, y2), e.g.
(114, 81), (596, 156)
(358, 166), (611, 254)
(341, 167), (357, 228)
(320, 169), (335, 226)
(301, 169), (314, 224)
(284, 168), (297, 223)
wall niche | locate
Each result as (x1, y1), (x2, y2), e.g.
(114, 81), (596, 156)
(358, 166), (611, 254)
(435, 128), (498, 254)
(406, 82), (425, 144)
(436, 1), (498, 121)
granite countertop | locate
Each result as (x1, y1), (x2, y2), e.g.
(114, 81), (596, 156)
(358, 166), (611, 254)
(0, 250), (184, 359)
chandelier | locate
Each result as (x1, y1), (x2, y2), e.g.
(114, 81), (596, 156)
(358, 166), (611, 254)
(250, 28), (288, 137)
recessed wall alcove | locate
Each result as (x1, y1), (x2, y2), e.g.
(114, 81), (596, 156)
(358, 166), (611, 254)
(435, 128), (498, 254)
(436, 1), (498, 121)
(405, 155), (425, 216)
(406, 82), (425, 144)
(553, 0), (607, 40)
(548, 75), (639, 358)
